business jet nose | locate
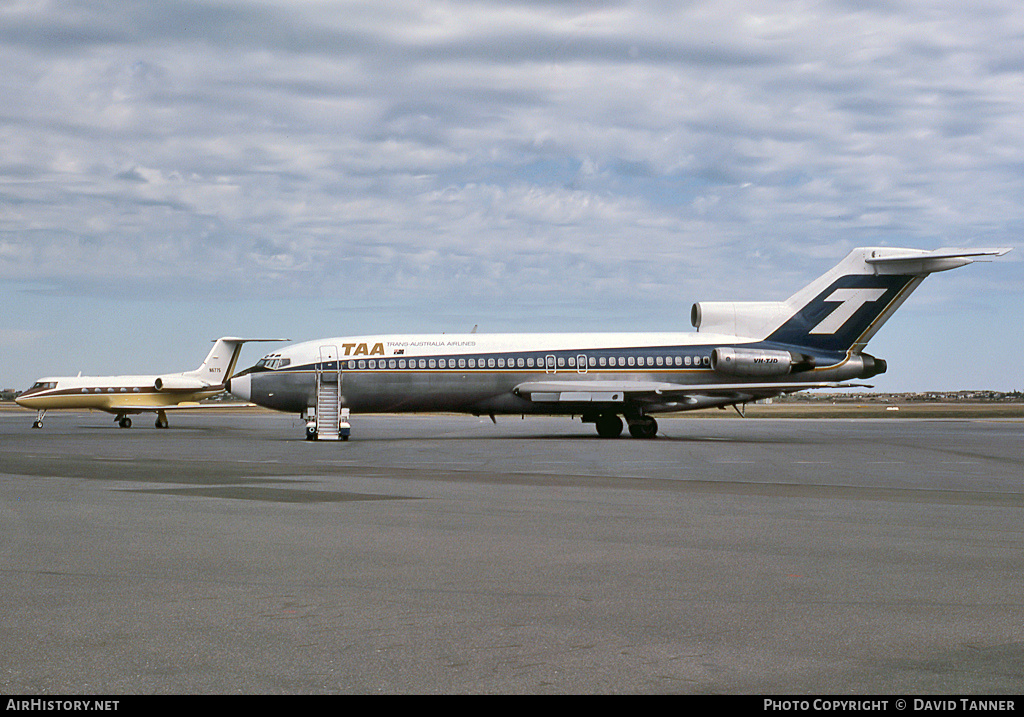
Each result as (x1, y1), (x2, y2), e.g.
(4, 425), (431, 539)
(228, 373), (251, 402)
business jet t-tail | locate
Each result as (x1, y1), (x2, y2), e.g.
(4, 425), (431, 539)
(17, 337), (287, 428)
(228, 247), (1010, 440)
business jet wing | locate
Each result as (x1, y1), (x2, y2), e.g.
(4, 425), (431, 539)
(97, 401), (258, 416)
(513, 379), (869, 406)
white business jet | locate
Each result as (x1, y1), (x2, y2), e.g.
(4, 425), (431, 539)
(17, 337), (287, 429)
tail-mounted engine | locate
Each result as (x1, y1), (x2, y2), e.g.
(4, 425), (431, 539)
(154, 375), (210, 391)
(711, 347), (816, 377)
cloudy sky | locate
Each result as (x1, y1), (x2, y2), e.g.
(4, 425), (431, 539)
(1, 0), (1021, 393)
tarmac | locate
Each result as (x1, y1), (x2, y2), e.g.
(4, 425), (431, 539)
(2, 408), (1023, 694)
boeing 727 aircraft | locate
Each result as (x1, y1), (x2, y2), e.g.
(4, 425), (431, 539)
(17, 337), (286, 428)
(227, 247), (1010, 440)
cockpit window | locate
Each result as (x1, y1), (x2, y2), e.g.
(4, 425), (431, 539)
(30, 381), (57, 390)
(255, 357), (290, 370)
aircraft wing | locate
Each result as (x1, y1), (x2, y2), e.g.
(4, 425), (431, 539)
(513, 379), (869, 405)
(99, 402), (259, 415)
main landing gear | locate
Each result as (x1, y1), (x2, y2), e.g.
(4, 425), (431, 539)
(115, 411), (168, 428)
(627, 415), (658, 439)
(587, 413), (659, 439)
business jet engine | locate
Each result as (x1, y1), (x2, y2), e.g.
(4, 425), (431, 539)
(154, 375), (210, 391)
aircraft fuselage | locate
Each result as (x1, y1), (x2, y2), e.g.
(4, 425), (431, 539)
(230, 331), (873, 417)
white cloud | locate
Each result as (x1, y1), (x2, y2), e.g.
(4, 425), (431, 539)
(0, 0), (1020, 389)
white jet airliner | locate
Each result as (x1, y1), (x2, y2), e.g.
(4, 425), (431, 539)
(227, 247), (1010, 440)
(17, 337), (286, 428)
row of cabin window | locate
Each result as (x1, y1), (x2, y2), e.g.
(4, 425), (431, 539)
(81, 387), (143, 393)
(340, 355), (712, 370)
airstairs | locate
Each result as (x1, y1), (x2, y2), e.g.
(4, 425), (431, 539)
(308, 345), (349, 441)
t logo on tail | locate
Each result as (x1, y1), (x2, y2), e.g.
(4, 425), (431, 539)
(809, 288), (888, 335)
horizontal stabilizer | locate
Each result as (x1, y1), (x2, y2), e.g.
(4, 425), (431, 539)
(863, 247), (1011, 274)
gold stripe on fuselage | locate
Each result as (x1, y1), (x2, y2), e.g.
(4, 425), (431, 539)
(16, 388), (223, 412)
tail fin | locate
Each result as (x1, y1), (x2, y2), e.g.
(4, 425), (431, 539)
(190, 337), (290, 386)
(766, 247), (1010, 353)
(692, 247), (1010, 354)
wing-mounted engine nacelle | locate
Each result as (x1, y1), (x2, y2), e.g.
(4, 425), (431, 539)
(154, 375), (210, 391)
(711, 347), (816, 377)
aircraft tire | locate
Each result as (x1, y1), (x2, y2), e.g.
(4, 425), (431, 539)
(118, 417), (132, 429)
(628, 417), (658, 439)
(595, 414), (623, 439)
(32, 420), (42, 429)
(305, 426), (318, 441)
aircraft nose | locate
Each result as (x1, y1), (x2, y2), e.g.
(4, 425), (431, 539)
(228, 372), (251, 402)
